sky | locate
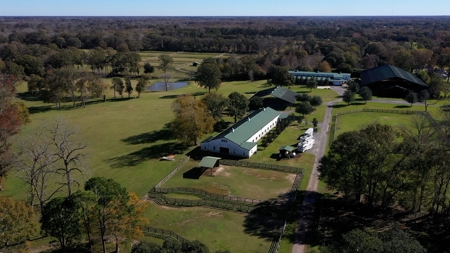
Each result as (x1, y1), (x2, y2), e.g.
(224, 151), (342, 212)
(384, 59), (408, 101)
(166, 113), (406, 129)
(1, 0), (449, 16)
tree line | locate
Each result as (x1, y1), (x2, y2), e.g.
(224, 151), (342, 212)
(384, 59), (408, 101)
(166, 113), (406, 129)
(319, 113), (450, 214)
(2, 16), (450, 91)
(1, 176), (149, 253)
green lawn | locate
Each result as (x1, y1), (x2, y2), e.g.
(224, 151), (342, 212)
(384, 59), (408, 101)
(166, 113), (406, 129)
(164, 193), (202, 200)
(334, 112), (418, 137)
(4, 76), (315, 253)
(7, 78), (280, 200)
(162, 160), (296, 200)
(251, 121), (315, 170)
(143, 202), (272, 253)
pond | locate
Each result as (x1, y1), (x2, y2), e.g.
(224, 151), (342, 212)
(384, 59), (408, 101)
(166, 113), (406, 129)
(146, 82), (189, 91)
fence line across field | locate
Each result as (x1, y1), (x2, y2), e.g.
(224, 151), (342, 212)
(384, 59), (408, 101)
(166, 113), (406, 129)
(153, 157), (190, 190)
(221, 159), (303, 174)
(144, 226), (188, 242)
(148, 192), (256, 212)
(150, 186), (262, 205)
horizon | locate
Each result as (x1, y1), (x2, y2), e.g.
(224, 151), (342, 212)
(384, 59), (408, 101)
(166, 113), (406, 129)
(1, 15), (450, 17)
(2, 0), (450, 16)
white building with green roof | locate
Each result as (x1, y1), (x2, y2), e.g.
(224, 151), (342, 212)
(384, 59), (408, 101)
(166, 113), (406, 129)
(201, 107), (280, 158)
(289, 70), (351, 85)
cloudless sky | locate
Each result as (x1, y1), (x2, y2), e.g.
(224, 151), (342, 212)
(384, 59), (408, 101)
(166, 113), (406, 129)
(1, 0), (449, 16)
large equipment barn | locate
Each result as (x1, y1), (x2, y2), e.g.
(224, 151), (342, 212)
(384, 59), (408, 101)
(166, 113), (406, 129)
(360, 65), (428, 98)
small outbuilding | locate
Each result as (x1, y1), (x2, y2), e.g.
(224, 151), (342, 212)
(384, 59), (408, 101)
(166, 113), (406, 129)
(279, 145), (296, 158)
(199, 156), (221, 175)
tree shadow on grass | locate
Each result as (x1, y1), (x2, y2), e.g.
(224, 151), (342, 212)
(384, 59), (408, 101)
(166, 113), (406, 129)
(213, 121), (232, 132)
(121, 128), (173, 145)
(243, 193), (292, 242)
(302, 193), (450, 252)
(106, 97), (133, 102)
(105, 142), (188, 168)
(440, 104), (450, 112)
(395, 105), (411, 109)
(28, 105), (54, 114)
(159, 91), (206, 99)
(331, 104), (348, 108)
(17, 92), (40, 101)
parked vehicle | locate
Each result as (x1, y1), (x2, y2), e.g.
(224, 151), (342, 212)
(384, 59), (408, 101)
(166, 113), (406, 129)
(298, 138), (315, 152)
(299, 128), (314, 143)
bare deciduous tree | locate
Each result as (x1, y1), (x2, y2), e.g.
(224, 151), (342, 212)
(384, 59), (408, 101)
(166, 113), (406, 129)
(160, 72), (173, 91)
(15, 129), (62, 215)
(47, 119), (88, 196)
(15, 118), (88, 213)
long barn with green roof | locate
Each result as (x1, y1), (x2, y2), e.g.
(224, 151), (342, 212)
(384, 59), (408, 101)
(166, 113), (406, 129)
(289, 70), (351, 85)
(201, 107), (280, 158)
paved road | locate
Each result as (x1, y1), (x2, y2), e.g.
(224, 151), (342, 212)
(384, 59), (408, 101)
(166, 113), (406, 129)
(292, 86), (343, 253)
(291, 86), (430, 252)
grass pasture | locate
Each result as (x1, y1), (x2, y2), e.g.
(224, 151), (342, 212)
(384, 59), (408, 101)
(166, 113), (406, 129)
(252, 121), (316, 171)
(138, 51), (225, 80)
(162, 160), (296, 200)
(2, 51), (349, 252)
(334, 112), (418, 137)
(5, 76), (314, 252)
(143, 202), (273, 253)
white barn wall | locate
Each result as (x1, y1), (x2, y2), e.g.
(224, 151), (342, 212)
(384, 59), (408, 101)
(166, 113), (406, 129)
(247, 116), (279, 143)
(201, 138), (251, 157)
(201, 116), (279, 158)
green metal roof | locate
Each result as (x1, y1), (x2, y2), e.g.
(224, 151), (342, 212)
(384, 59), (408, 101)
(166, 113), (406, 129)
(279, 145), (294, 151)
(199, 156), (221, 168)
(289, 70), (351, 80)
(207, 107), (280, 149)
(360, 65), (427, 87)
(241, 142), (257, 150)
(279, 112), (291, 119)
(252, 86), (297, 104)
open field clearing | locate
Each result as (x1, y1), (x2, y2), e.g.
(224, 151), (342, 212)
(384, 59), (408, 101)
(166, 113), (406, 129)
(143, 202), (274, 253)
(5, 78), (325, 200)
(334, 112), (419, 137)
(162, 160), (296, 200)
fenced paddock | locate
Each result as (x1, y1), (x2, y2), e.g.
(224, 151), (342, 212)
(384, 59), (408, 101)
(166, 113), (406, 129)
(332, 109), (430, 141)
(148, 192), (256, 212)
(151, 187), (262, 204)
(221, 159), (303, 174)
(161, 159), (300, 200)
(147, 155), (305, 253)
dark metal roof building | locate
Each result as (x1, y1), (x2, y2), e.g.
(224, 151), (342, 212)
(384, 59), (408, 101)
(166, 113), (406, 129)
(360, 65), (428, 97)
(251, 86), (298, 104)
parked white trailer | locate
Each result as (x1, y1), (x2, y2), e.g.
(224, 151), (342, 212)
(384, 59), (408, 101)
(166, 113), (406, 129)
(299, 128), (314, 143)
(298, 138), (315, 153)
